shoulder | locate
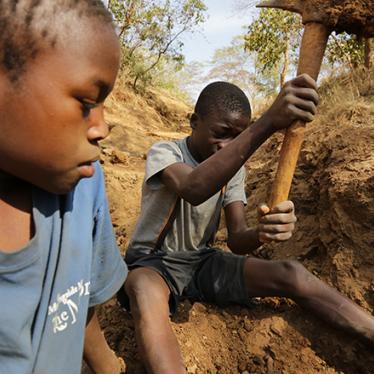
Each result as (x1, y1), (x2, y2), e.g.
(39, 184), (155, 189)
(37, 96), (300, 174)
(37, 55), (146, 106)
(145, 139), (185, 174)
(147, 140), (183, 159)
(71, 161), (107, 215)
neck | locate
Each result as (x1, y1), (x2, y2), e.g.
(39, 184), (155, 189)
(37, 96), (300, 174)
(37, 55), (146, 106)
(186, 135), (203, 163)
(0, 170), (23, 191)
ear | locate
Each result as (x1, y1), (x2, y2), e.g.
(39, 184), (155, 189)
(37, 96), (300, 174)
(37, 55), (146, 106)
(190, 112), (199, 129)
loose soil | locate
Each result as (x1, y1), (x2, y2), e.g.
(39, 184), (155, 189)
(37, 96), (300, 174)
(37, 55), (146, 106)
(268, 0), (374, 36)
(96, 73), (374, 373)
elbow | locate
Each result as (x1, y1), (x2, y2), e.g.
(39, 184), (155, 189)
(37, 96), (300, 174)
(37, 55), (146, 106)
(181, 193), (206, 206)
(178, 183), (208, 206)
(227, 236), (239, 254)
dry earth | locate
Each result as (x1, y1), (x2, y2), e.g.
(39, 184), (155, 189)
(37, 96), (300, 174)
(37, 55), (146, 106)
(96, 71), (374, 373)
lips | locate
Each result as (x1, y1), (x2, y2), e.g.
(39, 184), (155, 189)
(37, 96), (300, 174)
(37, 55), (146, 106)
(78, 156), (99, 178)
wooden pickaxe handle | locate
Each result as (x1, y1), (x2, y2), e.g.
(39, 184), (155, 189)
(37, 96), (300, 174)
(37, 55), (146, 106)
(268, 22), (330, 208)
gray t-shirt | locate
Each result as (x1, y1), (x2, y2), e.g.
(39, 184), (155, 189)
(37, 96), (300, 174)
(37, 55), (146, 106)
(128, 137), (247, 253)
(0, 163), (127, 374)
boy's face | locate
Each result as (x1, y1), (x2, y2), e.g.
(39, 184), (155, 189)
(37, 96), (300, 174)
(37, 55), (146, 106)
(189, 110), (250, 162)
(0, 19), (120, 194)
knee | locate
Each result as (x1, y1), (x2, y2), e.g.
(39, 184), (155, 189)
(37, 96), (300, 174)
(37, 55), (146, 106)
(277, 260), (309, 297)
(125, 269), (170, 319)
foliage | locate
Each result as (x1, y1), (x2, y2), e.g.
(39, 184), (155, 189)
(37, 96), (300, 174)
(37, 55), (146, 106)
(108, 0), (207, 90)
(206, 36), (272, 102)
(173, 60), (207, 103)
(244, 9), (302, 88)
(326, 33), (367, 69)
(243, 8), (368, 89)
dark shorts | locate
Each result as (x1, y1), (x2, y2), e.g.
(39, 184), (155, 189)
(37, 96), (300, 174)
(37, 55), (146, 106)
(118, 247), (252, 315)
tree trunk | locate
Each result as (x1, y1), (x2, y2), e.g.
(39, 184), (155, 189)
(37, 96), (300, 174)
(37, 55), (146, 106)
(280, 39), (289, 89)
(364, 38), (372, 69)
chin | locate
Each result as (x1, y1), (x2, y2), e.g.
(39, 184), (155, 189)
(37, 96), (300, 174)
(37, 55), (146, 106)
(41, 175), (82, 195)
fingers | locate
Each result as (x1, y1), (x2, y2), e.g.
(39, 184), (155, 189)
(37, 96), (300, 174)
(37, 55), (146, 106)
(282, 77), (319, 124)
(283, 84), (319, 106)
(286, 90), (318, 112)
(259, 212), (297, 224)
(291, 86), (319, 105)
(267, 200), (295, 214)
(257, 201), (296, 243)
(283, 74), (319, 123)
(269, 74), (319, 130)
(290, 73), (317, 90)
(259, 231), (293, 243)
(258, 222), (295, 234)
(287, 103), (316, 123)
(257, 203), (270, 217)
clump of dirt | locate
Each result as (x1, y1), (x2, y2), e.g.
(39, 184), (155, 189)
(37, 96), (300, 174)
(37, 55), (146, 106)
(97, 70), (374, 373)
(270, 0), (374, 36)
(326, 0), (374, 36)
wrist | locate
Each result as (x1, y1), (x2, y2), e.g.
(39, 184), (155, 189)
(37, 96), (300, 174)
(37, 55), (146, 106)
(254, 227), (264, 246)
(252, 111), (277, 138)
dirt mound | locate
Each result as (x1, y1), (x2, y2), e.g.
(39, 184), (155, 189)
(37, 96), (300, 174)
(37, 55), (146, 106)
(97, 71), (374, 373)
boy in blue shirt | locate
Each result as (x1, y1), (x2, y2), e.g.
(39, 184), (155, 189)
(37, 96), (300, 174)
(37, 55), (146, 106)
(120, 80), (374, 373)
(0, 1), (127, 373)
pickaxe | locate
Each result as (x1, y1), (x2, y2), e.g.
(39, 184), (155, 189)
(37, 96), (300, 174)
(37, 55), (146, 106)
(257, 0), (374, 208)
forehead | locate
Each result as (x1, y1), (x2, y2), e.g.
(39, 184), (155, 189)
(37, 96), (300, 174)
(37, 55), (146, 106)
(61, 19), (119, 75)
(56, 14), (118, 60)
(22, 18), (120, 91)
(203, 109), (250, 132)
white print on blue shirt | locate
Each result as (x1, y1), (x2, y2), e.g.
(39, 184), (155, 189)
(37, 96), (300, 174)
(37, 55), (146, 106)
(0, 162), (128, 374)
(48, 279), (91, 333)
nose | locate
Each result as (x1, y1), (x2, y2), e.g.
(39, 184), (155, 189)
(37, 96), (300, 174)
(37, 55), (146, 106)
(87, 106), (109, 141)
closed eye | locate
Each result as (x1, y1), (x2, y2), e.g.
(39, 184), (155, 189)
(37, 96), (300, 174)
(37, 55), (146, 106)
(79, 100), (98, 118)
(213, 130), (232, 140)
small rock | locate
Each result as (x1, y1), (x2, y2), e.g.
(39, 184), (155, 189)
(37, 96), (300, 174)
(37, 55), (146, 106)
(244, 319), (252, 332)
(270, 325), (283, 337)
(110, 149), (129, 165)
(266, 355), (274, 373)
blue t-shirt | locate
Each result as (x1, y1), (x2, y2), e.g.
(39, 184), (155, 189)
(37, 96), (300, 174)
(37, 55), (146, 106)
(0, 162), (127, 374)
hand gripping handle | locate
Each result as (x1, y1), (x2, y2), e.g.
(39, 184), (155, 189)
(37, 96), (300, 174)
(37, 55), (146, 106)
(268, 22), (330, 208)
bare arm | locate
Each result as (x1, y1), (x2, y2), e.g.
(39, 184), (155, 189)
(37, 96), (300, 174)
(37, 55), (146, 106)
(225, 202), (262, 255)
(84, 307), (123, 374)
(161, 74), (318, 205)
(225, 201), (297, 255)
(161, 116), (274, 205)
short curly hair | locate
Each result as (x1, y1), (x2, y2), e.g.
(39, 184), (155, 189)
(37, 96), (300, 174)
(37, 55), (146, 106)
(0, 0), (113, 82)
(195, 81), (251, 119)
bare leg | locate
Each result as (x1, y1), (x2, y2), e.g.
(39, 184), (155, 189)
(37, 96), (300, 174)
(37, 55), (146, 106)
(125, 268), (186, 374)
(84, 308), (124, 374)
(243, 258), (374, 343)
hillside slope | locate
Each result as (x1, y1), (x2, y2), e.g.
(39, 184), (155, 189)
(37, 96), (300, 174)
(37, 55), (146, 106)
(97, 72), (374, 374)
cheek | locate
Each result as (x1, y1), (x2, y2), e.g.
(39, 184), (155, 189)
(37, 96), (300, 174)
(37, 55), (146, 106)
(3, 101), (86, 166)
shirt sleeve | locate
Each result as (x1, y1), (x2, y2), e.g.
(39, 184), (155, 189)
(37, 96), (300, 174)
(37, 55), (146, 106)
(145, 141), (184, 190)
(89, 169), (128, 306)
(223, 166), (247, 208)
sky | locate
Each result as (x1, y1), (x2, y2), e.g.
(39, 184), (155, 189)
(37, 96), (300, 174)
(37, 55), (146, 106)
(181, 0), (257, 64)
(178, 0), (258, 100)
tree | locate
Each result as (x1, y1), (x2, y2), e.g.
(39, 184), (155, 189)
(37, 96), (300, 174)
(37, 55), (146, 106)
(244, 8), (302, 89)
(109, 0), (207, 90)
(364, 38), (372, 69)
(326, 32), (371, 70)
(244, 7), (369, 87)
(206, 36), (265, 104)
